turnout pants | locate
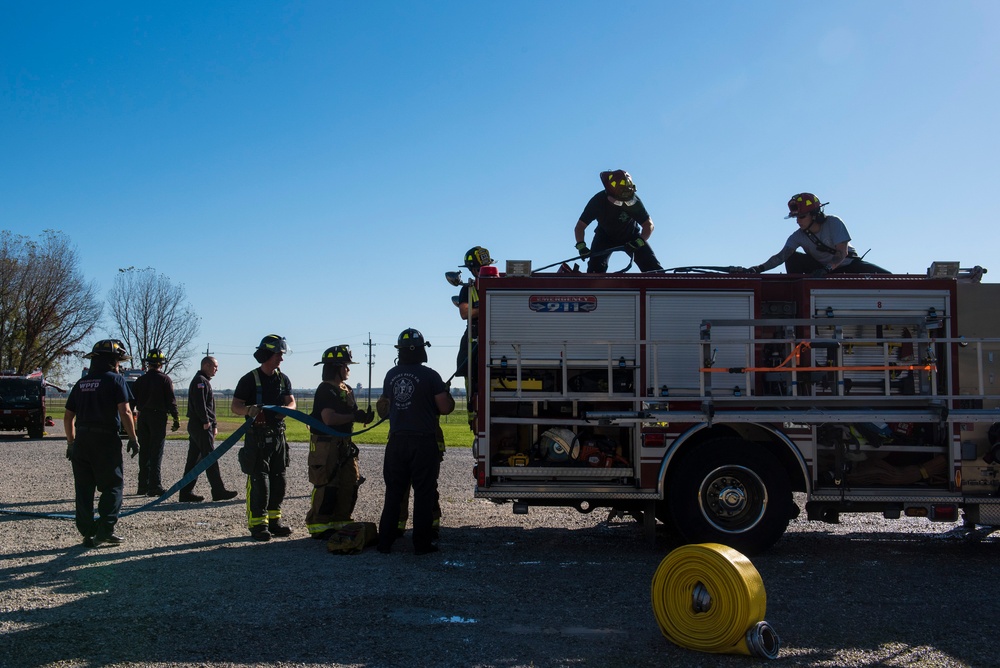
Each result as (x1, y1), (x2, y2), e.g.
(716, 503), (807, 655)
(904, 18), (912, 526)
(136, 409), (168, 490)
(587, 228), (663, 274)
(242, 426), (288, 531)
(397, 422), (445, 533)
(305, 435), (361, 536)
(71, 429), (124, 539)
(378, 431), (441, 552)
(181, 424), (227, 497)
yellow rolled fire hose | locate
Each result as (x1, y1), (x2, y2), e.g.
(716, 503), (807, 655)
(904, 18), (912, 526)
(650, 543), (780, 660)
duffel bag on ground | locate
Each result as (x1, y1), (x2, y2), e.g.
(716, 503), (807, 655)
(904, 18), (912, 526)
(326, 521), (378, 555)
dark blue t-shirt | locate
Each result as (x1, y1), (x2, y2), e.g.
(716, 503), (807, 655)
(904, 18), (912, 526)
(382, 363), (447, 436)
(66, 370), (131, 429)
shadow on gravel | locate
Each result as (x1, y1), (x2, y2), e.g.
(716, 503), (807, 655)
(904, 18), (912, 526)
(1, 515), (998, 666)
(752, 530), (1000, 667)
(0, 521), (678, 668)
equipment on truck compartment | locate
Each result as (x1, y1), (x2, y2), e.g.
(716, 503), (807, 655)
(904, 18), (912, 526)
(470, 262), (1000, 553)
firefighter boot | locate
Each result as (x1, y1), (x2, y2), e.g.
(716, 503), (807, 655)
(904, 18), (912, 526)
(269, 521), (292, 537)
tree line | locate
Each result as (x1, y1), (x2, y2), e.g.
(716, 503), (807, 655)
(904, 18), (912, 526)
(0, 230), (198, 384)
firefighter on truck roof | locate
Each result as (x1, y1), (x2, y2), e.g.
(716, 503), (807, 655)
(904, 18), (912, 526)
(574, 169), (664, 273)
(734, 192), (890, 276)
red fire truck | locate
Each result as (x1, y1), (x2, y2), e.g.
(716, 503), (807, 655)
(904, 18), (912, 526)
(0, 370), (61, 439)
(470, 262), (1000, 553)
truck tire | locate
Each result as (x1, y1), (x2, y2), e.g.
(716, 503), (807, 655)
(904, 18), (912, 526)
(666, 438), (791, 554)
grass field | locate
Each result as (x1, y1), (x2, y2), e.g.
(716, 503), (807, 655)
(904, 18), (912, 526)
(43, 397), (474, 447)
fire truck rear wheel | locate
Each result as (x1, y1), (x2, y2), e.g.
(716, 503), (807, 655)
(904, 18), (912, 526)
(666, 438), (791, 555)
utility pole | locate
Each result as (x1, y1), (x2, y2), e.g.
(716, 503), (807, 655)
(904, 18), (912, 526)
(364, 333), (375, 406)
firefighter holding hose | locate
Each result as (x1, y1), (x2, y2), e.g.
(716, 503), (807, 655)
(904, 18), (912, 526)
(574, 169), (664, 273)
(735, 193), (890, 276)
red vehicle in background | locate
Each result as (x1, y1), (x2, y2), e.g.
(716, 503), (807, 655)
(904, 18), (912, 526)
(0, 370), (63, 439)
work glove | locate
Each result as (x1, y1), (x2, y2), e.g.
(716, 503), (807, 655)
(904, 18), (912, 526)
(626, 237), (646, 252)
(811, 267), (828, 278)
(65, 442), (74, 460)
(574, 241), (591, 258)
(171, 417), (180, 432)
(126, 438), (139, 458)
(245, 405), (261, 419)
(353, 407), (375, 424)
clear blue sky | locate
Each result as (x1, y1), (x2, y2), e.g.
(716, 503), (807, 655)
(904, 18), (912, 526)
(3, 1), (998, 391)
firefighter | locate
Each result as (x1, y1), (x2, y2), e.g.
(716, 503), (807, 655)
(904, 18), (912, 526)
(376, 329), (455, 555)
(231, 334), (296, 541)
(456, 246), (491, 400)
(738, 193), (890, 276)
(179, 356), (238, 502)
(131, 348), (180, 497)
(396, 419), (445, 539)
(305, 345), (374, 540)
(574, 169), (664, 274)
(64, 339), (139, 548)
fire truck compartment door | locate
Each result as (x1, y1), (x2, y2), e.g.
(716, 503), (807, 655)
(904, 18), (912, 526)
(646, 291), (754, 392)
(486, 290), (639, 362)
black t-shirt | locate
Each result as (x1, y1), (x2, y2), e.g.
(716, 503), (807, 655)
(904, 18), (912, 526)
(310, 381), (357, 435)
(382, 363), (447, 436)
(66, 370), (131, 430)
(579, 192), (650, 241)
(233, 368), (293, 426)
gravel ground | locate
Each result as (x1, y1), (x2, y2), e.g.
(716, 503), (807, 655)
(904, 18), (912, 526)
(1, 425), (998, 668)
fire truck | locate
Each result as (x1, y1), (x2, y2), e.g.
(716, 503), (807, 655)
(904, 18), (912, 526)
(469, 261), (1000, 553)
(0, 370), (62, 439)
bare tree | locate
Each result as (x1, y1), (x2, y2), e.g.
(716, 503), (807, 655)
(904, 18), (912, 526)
(0, 230), (103, 379)
(108, 267), (200, 375)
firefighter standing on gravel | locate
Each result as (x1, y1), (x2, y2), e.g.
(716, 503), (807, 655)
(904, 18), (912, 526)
(64, 339), (140, 548)
(734, 193), (890, 276)
(131, 349), (180, 497)
(305, 345), (374, 540)
(574, 169), (664, 274)
(231, 335), (296, 542)
(376, 329), (455, 555)
(396, 419), (445, 540)
(179, 356), (238, 503)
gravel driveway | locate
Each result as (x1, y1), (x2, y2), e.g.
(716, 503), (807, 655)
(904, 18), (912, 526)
(1, 426), (997, 668)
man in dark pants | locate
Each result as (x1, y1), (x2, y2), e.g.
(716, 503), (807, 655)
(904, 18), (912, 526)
(376, 328), (455, 555)
(131, 349), (180, 497)
(179, 356), (237, 503)
(64, 339), (140, 548)
(231, 334), (296, 541)
(574, 169), (664, 274)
